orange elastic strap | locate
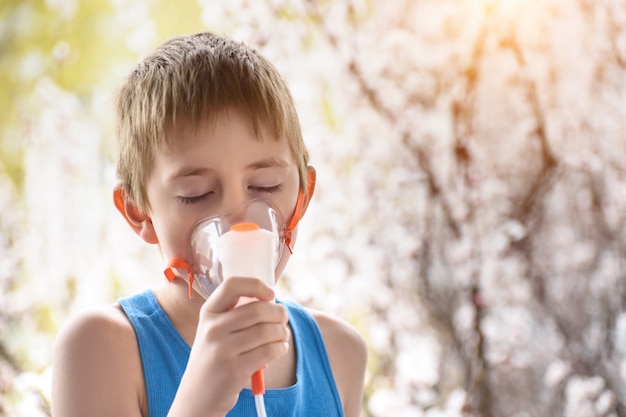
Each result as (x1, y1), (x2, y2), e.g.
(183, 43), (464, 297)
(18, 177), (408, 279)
(164, 258), (195, 299)
(113, 187), (125, 214)
(284, 169), (316, 254)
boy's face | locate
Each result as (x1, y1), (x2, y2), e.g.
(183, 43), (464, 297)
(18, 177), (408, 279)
(144, 108), (302, 280)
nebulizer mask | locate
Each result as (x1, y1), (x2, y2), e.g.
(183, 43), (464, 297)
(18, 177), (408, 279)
(164, 198), (285, 299)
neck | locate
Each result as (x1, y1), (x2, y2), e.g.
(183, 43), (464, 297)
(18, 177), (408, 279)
(153, 278), (205, 345)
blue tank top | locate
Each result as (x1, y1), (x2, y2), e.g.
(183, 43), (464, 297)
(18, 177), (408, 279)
(118, 290), (344, 417)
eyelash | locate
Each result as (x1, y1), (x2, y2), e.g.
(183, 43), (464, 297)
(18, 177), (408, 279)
(249, 184), (284, 194)
(178, 192), (212, 205)
(177, 185), (283, 205)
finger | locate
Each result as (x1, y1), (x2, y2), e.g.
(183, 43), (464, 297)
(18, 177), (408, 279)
(239, 339), (290, 375)
(198, 301), (288, 345)
(226, 302), (288, 330)
(231, 322), (291, 355)
(203, 277), (275, 313)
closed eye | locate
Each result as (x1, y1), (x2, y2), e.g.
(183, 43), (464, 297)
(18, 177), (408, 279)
(249, 184), (284, 194)
(177, 192), (213, 205)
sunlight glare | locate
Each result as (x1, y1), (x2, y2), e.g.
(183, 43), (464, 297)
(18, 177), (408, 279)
(484, 0), (529, 15)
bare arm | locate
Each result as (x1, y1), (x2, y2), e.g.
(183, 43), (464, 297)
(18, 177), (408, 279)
(312, 310), (368, 417)
(52, 307), (147, 417)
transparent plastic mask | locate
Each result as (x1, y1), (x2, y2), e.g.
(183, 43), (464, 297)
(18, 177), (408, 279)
(188, 199), (285, 299)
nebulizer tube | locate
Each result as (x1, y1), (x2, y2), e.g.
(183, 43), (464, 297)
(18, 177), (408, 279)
(218, 222), (277, 417)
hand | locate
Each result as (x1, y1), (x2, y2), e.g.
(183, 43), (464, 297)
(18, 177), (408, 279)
(168, 277), (290, 417)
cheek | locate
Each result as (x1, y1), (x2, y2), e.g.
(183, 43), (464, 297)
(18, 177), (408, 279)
(151, 216), (194, 261)
(145, 185), (195, 261)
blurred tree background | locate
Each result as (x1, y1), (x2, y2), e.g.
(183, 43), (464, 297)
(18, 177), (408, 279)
(1, 0), (626, 416)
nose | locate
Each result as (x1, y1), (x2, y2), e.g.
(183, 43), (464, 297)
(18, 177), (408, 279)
(217, 182), (250, 221)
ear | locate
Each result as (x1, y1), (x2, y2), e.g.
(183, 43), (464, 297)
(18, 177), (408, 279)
(113, 185), (159, 244)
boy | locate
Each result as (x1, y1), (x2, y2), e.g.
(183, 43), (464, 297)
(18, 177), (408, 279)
(52, 32), (367, 417)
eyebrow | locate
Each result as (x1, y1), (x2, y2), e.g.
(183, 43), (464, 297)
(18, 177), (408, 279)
(168, 166), (215, 180)
(245, 157), (289, 170)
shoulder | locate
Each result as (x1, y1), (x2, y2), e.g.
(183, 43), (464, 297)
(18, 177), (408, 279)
(52, 304), (146, 417)
(53, 305), (137, 367)
(308, 308), (368, 417)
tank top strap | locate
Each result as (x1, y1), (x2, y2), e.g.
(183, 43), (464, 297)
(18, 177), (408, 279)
(277, 299), (345, 417)
(119, 289), (190, 417)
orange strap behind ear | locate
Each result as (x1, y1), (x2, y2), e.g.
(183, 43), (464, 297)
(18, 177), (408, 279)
(284, 169), (316, 253)
(113, 187), (126, 218)
(113, 186), (160, 244)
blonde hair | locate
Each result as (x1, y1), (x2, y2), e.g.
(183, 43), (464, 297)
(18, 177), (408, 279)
(115, 31), (308, 213)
